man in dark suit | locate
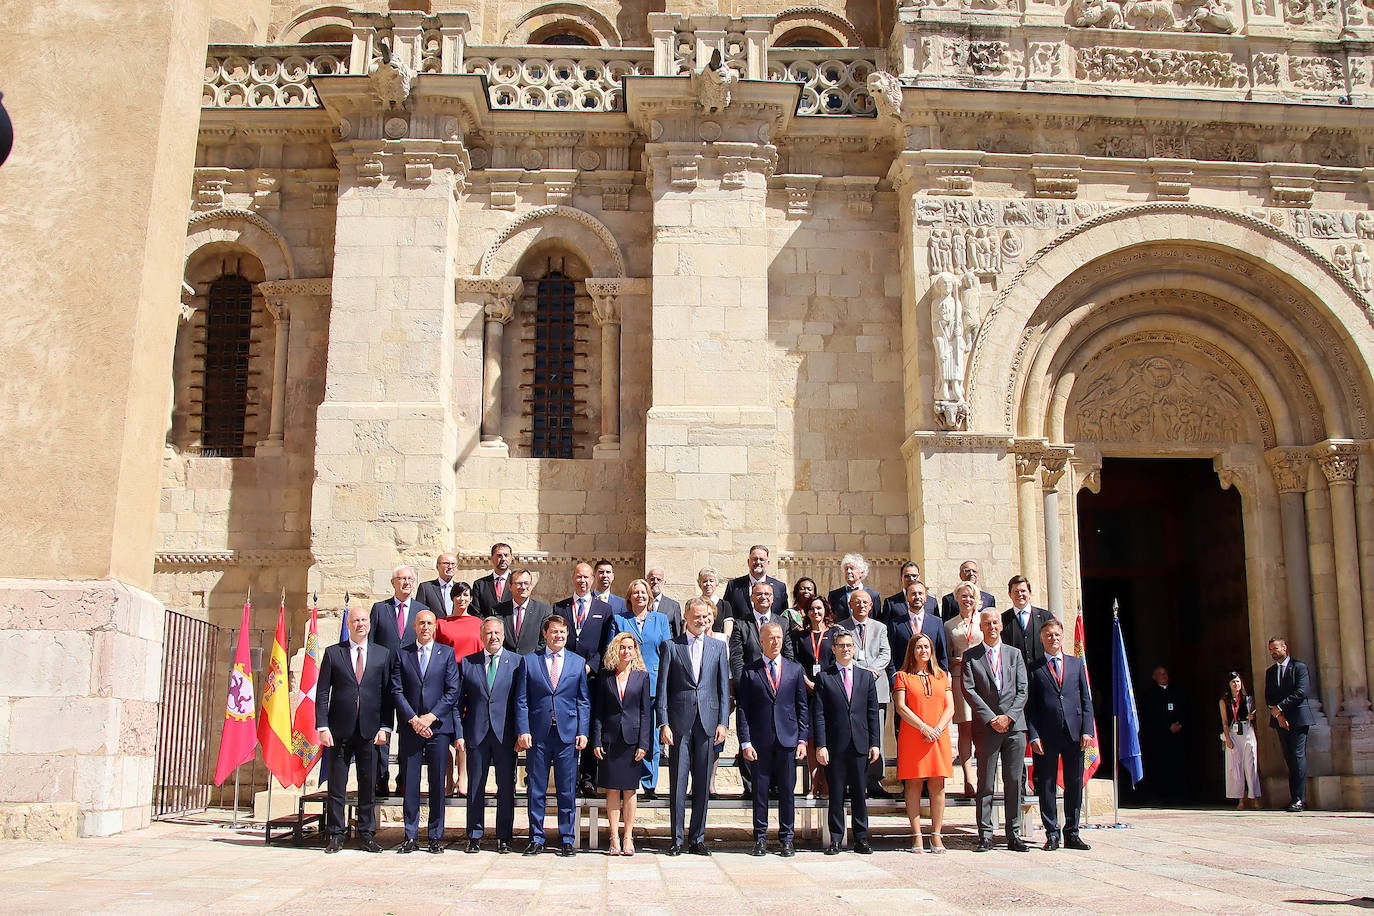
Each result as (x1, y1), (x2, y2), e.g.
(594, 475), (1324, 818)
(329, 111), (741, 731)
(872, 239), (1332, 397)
(963, 609), (1029, 852)
(516, 615), (590, 856)
(390, 610), (461, 853)
(656, 598), (732, 856)
(495, 568), (552, 655)
(737, 620), (809, 857)
(1026, 618), (1095, 851)
(724, 545), (788, 620)
(316, 605), (396, 854)
(1001, 575), (1054, 673)
(592, 559), (628, 616)
(554, 562), (616, 795)
(647, 566), (684, 637)
(881, 561), (937, 623)
(456, 617), (524, 853)
(940, 560), (996, 621)
(369, 565), (429, 795)
(812, 629), (881, 854)
(887, 580), (949, 679)
(417, 553), (459, 619)
(1265, 636), (1315, 811)
(729, 580), (795, 796)
(471, 542), (513, 617)
(828, 553), (883, 623)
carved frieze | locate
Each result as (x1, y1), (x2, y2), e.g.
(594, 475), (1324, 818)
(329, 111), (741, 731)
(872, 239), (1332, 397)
(1076, 47), (1247, 88)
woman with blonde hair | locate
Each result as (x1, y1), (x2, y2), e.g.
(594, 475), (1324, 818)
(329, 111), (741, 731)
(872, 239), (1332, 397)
(943, 580), (984, 796)
(893, 633), (954, 853)
(591, 632), (652, 854)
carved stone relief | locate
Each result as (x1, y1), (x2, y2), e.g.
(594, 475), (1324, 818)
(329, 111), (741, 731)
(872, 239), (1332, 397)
(1076, 47), (1247, 88)
(1071, 354), (1246, 444)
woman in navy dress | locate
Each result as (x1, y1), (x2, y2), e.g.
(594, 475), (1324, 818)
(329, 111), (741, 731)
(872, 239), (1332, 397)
(611, 578), (672, 795)
(591, 631), (652, 854)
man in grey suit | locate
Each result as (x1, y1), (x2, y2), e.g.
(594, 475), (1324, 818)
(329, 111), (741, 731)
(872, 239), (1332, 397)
(647, 566), (684, 637)
(962, 608), (1030, 852)
(656, 598), (731, 856)
(495, 568), (552, 655)
(836, 589), (892, 796)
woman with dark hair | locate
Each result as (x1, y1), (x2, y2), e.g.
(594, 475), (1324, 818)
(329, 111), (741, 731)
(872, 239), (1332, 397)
(893, 633), (953, 852)
(788, 577), (818, 631)
(1220, 670), (1260, 809)
(434, 581), (481, 795)
(791, 594), (838, 797)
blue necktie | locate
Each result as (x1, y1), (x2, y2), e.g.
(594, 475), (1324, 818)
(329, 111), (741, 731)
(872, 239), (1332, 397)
(420, 645), (429, 677)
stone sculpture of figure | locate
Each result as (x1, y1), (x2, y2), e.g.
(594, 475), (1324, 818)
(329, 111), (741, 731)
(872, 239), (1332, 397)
(932, 272), (966, 402)
(1353, 244), (1372, 292)
(369, 40), (413, 105)
(1184, 0), (1238, 31)
(959, 271), (981, 357)
(1071, 0), (1126, 27)
(693, 49), (738, 113)
(951, 228), (968, 272)
(1125, 0), (1177, 29)
(867, 70), (903, 124)
(929, 230), (953, 273)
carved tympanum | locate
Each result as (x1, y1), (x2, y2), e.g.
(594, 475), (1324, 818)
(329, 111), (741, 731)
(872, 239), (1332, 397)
(1071, 355), (1245, 443)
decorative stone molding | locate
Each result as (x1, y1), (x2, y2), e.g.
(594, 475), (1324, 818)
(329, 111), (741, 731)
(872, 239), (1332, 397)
(782, 174), (821, 217)
(1269, 165), (1319, 208)
(1075, 47), (1246, 88)
(900, 431), (1015, 459)
(153, 549), (316, 570)
(477, 205), (626, 278)
(1266, 446), (1311, 494)
(257, 278), (332, 297)
(1315, 439), (1361, 484)
(1030, 155), (1084, 199)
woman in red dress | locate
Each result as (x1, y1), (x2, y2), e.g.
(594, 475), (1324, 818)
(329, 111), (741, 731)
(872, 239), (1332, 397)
(434, 581), (481, 794)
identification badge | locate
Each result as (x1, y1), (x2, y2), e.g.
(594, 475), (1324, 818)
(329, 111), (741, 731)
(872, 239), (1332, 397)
(812, 664), (820, 676)
(1167, 702), (1174, 711)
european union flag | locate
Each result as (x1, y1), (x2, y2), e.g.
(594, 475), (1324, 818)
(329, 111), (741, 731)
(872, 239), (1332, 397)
(1112, 608), (1144, 786)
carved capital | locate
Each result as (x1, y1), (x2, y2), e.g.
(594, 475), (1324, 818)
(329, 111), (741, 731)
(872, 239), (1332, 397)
(456, 275), (524, 324)
(586, 277), (625, 326)
(1009, 438), (1047, 481)
(1314, 439), (1360, 485)
(262, 298), (289, 323)
(1265, 447), (1311, 494)
(1040, 446), (1073, 489)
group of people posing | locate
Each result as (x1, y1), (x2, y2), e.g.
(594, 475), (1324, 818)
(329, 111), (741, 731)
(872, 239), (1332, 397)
(314, 546), (1102, 856)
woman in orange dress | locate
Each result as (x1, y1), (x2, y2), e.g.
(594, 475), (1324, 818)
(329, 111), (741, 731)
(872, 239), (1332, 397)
(893, 633), (954, 853)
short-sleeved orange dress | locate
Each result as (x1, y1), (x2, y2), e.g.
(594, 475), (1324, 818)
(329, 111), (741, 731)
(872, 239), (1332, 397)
(893, 669), (954, 780)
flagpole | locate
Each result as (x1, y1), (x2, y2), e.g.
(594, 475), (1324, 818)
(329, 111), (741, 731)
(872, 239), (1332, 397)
(232, 764), (241, 826)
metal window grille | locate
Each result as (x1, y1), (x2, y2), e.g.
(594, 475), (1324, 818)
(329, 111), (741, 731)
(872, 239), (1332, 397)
(200, 275), (255, 456)
(529, 271), (579, 458)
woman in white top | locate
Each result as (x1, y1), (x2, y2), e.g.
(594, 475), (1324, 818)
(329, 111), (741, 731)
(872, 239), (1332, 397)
(942, 580), (983, 797)
(1219, 670), (1260, 808)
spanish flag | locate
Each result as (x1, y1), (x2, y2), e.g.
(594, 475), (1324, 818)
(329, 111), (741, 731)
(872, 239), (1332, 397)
(258, 597), (296, 788)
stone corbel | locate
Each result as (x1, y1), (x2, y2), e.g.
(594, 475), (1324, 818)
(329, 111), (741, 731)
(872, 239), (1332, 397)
(840, 176), (879, 216)
(1030, 154), (1085, 199)
(782, 174), (822, 218)
(586, 278), (625, 456)
(456, 276), (525, 455)
(1149, 158), (1195, 201)
(1269, 164), (1319, 208)
(1070, 445), (1102, 494)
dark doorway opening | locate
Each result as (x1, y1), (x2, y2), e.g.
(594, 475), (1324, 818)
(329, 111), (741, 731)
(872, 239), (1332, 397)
(1077, 457), (1251, 807)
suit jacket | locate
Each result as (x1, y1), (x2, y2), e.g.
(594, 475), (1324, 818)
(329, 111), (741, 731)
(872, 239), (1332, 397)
(1264, 658), (1315, 728)
(470, 571), (510, 618)
(961, 641), (1028, 732)
(457, 649), (524, 746)
(316, 641), (396, 740)
(1026, 654), (1095, 745)
(611, 610), (673, 696)
(656, 632), (731, 738)
(789, 625), (841, 676)
(592, 590), (628, 617)
(517, 649), (590, 745)
(390, 641), (461, 749)
(591, 668), (653, 751)
(880, 591), (938, 624)
(416, 578), (458, 618)
(736, 656), (810, 750)
(369, 597), (429, 650)
(494, 598), (553, 655)
(655, 595), (684, 638)
(835, 615), (892, 703)
(828, 585), (882, 622)
(728, 611), (796, 681)
(886, 609), (950, 682)
(724, 574), (789, 621)
(811, 664), (882, 755)
(554, 595), (615, 676)
(940, 589), (996, 621)
(1002, 604), (1056, 671)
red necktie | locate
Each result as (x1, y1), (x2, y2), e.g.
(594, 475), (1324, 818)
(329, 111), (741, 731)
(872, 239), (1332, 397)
(395, 600), (406, 634)
(495, 576), (505, 600)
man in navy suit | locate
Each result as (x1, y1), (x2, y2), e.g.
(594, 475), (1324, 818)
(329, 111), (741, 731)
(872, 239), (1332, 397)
(657, 598), (732, 856)
(417, 553), (459, 619)
(555, 562), (616, 795)
(828, 553), (883, 623)
(470, 542), (513, 617)
(940, 560), (997, 621)
(729, 581), (796, 797)
(516, 615), (590, 856)
(887, 580), (949, 680)
(812, 629), (882, 854)
(316, 605), (396, 854)
(391, 610), (461, 853)
(725, 545), (789, 620)
(369, 565), (429, 796)
(456, 617), (525, 853)
(1265, 637), (1315, 811)
(592, 559), (628, 616)
(1002, 575), (1054, 673)
(881, 561), (937, 623)
(737, 620), (809, 857)
(1026, 618), (1095, 851)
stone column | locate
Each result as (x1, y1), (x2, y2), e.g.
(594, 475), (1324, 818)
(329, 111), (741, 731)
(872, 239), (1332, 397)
(1316, 441), (1374, 720)
(463, 277), (523, 456)
(1041, 446), (1072, 616)
(586, 278), (624, 456)
(258, 296), (290, 454)
(1011, 439), (1045, 584)
(1266, 446), (1321, 712)
(1305, 460), (1344, 717)
(1357, 441), (1374, 713)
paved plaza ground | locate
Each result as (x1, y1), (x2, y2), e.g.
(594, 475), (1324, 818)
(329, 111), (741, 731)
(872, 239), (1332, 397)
(1, 807), (1370, 914)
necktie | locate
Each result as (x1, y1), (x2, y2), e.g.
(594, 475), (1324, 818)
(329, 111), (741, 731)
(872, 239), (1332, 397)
(576, 597), (586, 628)
(842, 665), (851, 700)
(516, 605), (524, 636)
(495, 576), (505, 600)
(769, 659), (779, 688)
(420, 644), (430, 677)
(354, 644), (365, 683)
(550, 652), (562, 688)
(1051, 655), (1061, 683)
(691, 636), (703, 681)
(991, 646), (1003, 691)
(396, 600), (406, 634)
(486, 654), (497, 690)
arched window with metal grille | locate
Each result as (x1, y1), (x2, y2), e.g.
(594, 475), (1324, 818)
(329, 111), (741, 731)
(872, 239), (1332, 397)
(198, 274), (258, 456)
(525, 268), (584, 458)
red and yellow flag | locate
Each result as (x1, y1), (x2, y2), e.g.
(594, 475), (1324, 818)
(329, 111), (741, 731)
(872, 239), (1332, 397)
(1072, 613), (1102, 783)
(287, 601), (323, 787)
(213, 598), (258, 785)
(257, 597), (296, 788)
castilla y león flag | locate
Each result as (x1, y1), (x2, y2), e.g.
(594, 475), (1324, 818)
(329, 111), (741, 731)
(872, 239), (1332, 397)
(286, 601), (323, 787)
(258, 598), (296, 788)
(1071, 613), (1102, 783)
(213, 599), (258, 785)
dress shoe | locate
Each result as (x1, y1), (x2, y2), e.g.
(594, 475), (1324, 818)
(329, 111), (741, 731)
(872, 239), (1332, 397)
(1043, 834), (1061, 851)
(853, 841), (873, 855)
(1064, 835), (1091, 851)
(824, 843), (841, 856)
(523, 843), (544, 856)
(578, 777), (597, 797)
(779, 841), (796, 857)
(496, 841), (511, 854)
(1006, 837), (1030, 852)
(868, 784), (893, 799)
(361, 837), (383, 853)
(556, 843), (576, 857)
(428, 840), (444, 855)
(974, 838), (994, 852)
(665, 843), (684, 857)
(688, 841), (710, 857)
(642, 788), (657, 801)
(325, 836), (343, 854)
(466, 838), (481, 854)
(1286, 800), (1305, 812)
(751, 840), (767, 856)
(398, 838), (418, 854)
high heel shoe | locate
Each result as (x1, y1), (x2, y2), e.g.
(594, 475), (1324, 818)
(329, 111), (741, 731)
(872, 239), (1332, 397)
(622, 836), (635, 856)
(608, 840), (621, 856)
(929, 835), (946, 854)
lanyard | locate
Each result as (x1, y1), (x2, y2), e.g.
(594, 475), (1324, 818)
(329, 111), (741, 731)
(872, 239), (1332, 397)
(765, 661), (780, 693)
(1049, 657), (1064, 688)
(810, 630), (824, 663)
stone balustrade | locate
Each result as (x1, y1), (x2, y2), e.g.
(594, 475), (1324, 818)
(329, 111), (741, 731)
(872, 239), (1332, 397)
(464, 47), (653, 112)
(767, 49), (880, 115)
(202, 45), (348, 108)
